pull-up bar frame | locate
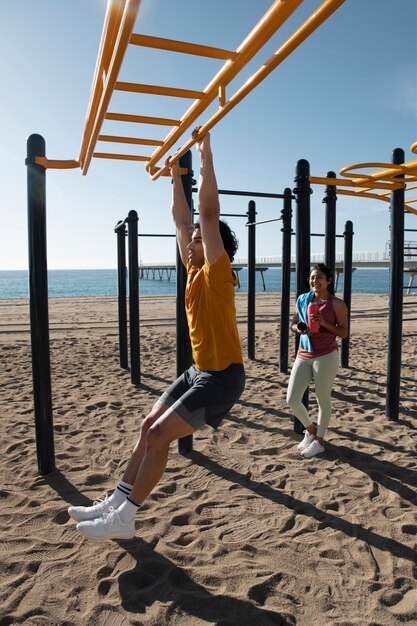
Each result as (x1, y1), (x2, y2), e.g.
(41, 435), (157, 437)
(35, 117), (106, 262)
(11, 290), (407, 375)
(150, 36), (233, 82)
(77, 0), (346, 177)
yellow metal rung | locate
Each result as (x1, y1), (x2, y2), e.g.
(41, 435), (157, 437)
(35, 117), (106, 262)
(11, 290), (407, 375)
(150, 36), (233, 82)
(105, 112), (181, 126)
(93, 152), (149, 161)
(148, 165), (188, 177)
(98, 135), (163, 146)
(115, 81), (203, 99)
(35, 157), (80, 170)
(129, 33), (236, 60)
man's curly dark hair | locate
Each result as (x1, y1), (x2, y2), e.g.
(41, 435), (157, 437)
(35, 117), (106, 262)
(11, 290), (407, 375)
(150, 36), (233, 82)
(194, 219), (238, 263)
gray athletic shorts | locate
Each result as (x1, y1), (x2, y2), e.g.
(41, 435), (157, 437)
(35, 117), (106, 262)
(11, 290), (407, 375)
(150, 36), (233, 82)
(160, 363), (245, 430)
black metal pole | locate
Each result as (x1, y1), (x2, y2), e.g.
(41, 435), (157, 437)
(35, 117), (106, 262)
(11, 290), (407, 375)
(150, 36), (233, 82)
(26, 134), (55, 475)
(294, 160), (311, 301)
(341, 220), (353, 368)
(386, 147), (405, 421)
(177, 151), (194, 454)
(293, 159), (311, 434)
(126, 210), (140, 385)
(324, 171), (337, 279)
(247, 200), (256, 360)
(279, 188), (292, 373)
(115, 220), (128, 370)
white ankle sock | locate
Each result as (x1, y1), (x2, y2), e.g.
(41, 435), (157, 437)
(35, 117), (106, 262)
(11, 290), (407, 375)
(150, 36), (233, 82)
(108, 480), (133, 508)
(118, 498), (139, 523)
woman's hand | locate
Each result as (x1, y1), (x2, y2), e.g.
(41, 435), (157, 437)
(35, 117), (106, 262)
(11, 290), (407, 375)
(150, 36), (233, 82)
(296, 321), (308, 334)
(311, 311), (325, 328)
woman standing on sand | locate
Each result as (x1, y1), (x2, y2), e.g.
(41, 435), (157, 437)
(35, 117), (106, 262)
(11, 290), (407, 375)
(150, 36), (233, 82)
(286, 263), (348, 458)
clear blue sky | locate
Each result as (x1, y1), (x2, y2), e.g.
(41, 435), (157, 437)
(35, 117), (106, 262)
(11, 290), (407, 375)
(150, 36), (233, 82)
(1, 0), (416, 270)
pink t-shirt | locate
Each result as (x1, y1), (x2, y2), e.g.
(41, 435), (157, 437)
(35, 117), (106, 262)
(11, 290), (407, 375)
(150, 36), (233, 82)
(298, 296), (338, 360)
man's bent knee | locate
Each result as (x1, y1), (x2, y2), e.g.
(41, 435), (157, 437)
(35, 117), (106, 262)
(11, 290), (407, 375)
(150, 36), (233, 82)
(146, 411), (194, 452)
(140, 415), (157, 435)
(142, 402), (169, 432)
(145, 422), (175, 453)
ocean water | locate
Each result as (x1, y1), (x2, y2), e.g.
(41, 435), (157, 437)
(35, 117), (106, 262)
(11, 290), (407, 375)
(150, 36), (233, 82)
(0, 267), (400, 299)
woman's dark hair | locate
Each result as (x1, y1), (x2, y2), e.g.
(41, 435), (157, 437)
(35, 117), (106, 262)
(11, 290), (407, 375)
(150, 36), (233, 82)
(194, 219), (239, 262)
(311, 263), (335, 295)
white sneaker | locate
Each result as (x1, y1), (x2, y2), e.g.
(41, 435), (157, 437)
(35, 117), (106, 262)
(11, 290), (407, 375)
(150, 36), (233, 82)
(68, 497), (113, 522)
(301, 439), (325, 459)
(77, 509), (135, 541)
(297, 430), (316, 452)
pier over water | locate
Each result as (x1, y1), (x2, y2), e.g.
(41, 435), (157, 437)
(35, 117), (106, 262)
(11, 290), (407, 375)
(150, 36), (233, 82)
(139, 246), (417, 292)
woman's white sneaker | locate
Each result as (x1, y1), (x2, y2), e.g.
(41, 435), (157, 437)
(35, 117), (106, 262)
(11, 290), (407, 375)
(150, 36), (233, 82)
(297, 430), (316, 452)
(301, 439), (325, 458)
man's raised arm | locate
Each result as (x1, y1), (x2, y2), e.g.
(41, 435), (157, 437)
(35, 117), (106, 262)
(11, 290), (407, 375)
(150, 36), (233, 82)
(193, 128), (224, 266)
(168, 157), (192, 267)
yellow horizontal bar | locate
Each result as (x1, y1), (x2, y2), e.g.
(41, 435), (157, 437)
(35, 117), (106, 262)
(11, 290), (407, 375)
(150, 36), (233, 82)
(79, 0), (127, 170)
(35, 157), (80, 169)
(337, 188), (390, 202)
(340, 160), (417, 185)
(105, 112), (180, 126)
(93, 152), (149, 161)
(79, 0), (142, 175)
(98, 134), (163, 146)
(411, 141), (417, 155)
(150, 0), (345, 180)
(129, 33), (236, 60)
(115, 81), (203, 99)
(337, 189), (417, 216)
(148, 166), (182, 177)
(309, 175), (404, 191)
(339, 161), (395, 178)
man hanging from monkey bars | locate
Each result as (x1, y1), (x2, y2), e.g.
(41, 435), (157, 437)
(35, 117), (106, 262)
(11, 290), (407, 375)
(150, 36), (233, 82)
(68, 127), (245, 540)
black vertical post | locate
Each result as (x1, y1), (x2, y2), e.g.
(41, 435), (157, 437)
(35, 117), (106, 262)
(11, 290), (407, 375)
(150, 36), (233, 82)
(279, 188), (292, 373)
(294, 160), (311, 304)
(386, 147), (405, 421)
(293, 159), (311, 434)
(341, 220), (353, 368)
(26, 134), (55, 475)
(324, 171), (337, 279)
(247, 200), (256, 360)
(177, 151), (193, 454)
(115, 220), (128, 370)
(126, 210), (140, 385)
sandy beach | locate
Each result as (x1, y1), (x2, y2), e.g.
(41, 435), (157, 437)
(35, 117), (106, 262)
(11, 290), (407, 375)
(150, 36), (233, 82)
(1, 292), (416, 626)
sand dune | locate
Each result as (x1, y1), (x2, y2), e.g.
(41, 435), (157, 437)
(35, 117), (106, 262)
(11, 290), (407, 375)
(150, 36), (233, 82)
(1, 293), (416, 625)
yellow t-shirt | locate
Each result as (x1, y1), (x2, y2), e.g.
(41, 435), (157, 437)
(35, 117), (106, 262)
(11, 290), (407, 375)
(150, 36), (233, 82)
(186, 251), (243, 371)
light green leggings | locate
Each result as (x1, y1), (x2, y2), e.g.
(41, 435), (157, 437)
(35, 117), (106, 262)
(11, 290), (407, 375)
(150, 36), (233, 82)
(286, 350), (339, 438)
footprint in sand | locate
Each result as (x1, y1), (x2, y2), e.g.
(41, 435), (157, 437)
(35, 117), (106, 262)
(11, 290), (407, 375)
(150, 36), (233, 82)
(250, 447), (280, 457)
(85, 401), (108, 412)
(52, 510), (70, 525)
(97, 578), (113, 597)
(384, 588), (417, 620)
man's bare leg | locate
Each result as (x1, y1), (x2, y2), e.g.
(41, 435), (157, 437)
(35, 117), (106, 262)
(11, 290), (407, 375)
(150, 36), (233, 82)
(67, 399), (169, 522)
(121, 399), (169, 484)
(75, 409), (196, 539)
(129, 409), (196, 505)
